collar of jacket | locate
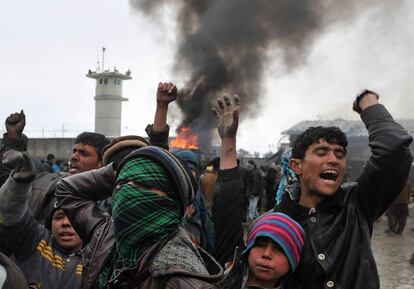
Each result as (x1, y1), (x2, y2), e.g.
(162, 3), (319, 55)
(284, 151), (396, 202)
(277, 184), (345, 220)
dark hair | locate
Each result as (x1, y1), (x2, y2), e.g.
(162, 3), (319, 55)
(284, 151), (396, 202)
(74, 132), (110, 161)
(210, 157), (220, 171)
(47, 154), (55, 161)
(291, 126), (347, 159)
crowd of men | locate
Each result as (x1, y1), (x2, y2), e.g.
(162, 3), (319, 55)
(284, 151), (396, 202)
(0, 84), (412, 289)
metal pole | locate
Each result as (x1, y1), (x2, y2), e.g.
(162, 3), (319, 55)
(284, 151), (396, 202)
(102, 47), (106, 71)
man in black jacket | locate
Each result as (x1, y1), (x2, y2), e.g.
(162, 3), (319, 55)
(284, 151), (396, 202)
(275, 90), (413, 289)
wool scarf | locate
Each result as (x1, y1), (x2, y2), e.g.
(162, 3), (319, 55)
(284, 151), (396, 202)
(97, 157), (182, 288)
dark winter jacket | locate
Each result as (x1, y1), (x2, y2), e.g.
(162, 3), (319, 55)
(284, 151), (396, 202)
(0, 177), (83, 289)
(212, 167), (245, 266)
(0, 134), (28, 256)
(56, 164), (223, 289)
(275, 104), (413, 289)
(245, 167), (263, 197)
(0, 252), (28, 289)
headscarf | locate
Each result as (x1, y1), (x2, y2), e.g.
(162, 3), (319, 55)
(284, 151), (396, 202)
(173, 150), (202, 177)
(275, 149), (298, 205)
(97, 157), (182, 287)
(173, 150), (216, 251)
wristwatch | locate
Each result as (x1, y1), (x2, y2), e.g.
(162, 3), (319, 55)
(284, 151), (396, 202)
(354, 89), (379, 113)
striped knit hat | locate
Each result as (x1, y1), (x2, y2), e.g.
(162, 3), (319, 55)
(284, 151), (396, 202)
(242, 212), (305, 272)
(116, 146), (197, 216)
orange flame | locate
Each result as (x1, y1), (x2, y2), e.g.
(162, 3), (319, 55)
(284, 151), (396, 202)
(170, 126), (199, 150)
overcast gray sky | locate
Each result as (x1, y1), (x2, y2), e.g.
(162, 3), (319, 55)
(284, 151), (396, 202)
(1, 0), (413, 154)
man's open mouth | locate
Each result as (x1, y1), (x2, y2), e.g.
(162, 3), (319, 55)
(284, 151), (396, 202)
(69, 165), (79, 174)
(319, 169), (338, 181)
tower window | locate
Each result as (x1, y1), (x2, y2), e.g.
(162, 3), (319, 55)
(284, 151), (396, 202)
(104, 78), (108, 84)
(99, 78), (103, 84)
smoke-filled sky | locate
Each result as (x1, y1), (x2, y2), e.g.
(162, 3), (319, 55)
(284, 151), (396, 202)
(1, 0), (413, 154)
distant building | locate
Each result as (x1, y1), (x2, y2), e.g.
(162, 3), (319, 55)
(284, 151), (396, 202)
(282, 118), (414, 181)
(86, 68), (132, 137)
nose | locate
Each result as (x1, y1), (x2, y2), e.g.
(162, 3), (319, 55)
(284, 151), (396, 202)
(71, 151), (79, 162)
(262, 243), (273, 259)
(326, 150), (339, 164)
(62, 216), (71, 227)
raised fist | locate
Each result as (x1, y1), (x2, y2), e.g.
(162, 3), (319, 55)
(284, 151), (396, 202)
(5, 110), (26, 139)
(156, 82), (177, 106)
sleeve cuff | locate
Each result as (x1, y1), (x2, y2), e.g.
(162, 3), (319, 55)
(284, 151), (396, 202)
(1, 133), (28, 152)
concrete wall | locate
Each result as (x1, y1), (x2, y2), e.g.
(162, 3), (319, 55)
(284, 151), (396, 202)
(96, 78), (123, 96)
(95, 97), (123, 136)
(26, 138), (75, 160)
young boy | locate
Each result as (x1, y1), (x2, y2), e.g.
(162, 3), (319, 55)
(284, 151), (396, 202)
(221, 212), (304, 289)
(210, 95), (304, 288)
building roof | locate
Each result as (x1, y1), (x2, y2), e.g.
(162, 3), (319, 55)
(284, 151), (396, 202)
(283, 118), (414, 137)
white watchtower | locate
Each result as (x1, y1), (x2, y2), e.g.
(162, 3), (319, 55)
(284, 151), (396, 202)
(86, 60), (132, 137)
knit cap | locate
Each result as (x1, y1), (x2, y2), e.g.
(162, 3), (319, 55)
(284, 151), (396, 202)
(242, 212), (304, 272)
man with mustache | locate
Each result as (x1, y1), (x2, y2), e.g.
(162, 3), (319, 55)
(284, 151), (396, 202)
(275, 90), (413, 289)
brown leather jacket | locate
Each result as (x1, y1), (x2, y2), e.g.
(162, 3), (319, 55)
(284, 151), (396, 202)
(56, 164), (223, 289)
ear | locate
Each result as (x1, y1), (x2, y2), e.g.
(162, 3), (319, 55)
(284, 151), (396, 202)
(289, 158), (302, 175)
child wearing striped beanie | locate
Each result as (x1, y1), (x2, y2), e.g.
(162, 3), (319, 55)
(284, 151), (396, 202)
(220, 212), (304, 289)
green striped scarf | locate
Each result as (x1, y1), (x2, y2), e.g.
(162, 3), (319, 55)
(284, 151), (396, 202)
(97, 157), (182, 288)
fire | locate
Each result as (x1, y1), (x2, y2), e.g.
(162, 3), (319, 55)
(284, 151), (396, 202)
(170, 126), (199, 150)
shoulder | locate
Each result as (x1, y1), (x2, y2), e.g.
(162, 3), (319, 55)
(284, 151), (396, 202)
(340, 181), (358, 192)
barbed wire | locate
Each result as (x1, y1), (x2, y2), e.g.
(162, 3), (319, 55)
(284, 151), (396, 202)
(0, 123), (147, 138)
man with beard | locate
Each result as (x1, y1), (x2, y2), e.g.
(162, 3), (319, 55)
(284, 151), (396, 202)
(275, 90), (413, 289)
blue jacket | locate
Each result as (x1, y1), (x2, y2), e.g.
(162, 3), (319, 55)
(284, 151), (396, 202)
(2, 208), (83, 289)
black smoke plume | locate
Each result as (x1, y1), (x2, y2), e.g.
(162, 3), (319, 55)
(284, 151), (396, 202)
(130, 0), (375, 150)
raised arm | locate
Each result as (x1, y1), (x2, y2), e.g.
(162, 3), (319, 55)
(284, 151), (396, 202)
(0, 111), (28, 187)
(211, 94), (244, 266)
(55, 164), (115, 244)
(145, 82), (177, 149)
(353, 90), (413, 223)
(0, 150), (38, 258)
(0, 150), (35, 225)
